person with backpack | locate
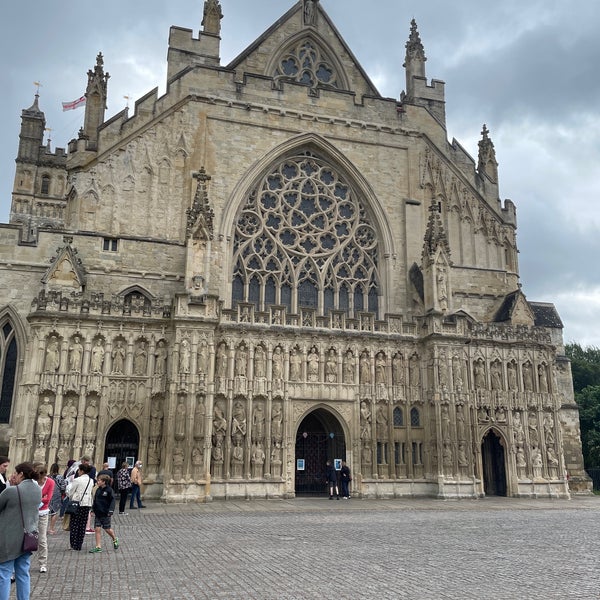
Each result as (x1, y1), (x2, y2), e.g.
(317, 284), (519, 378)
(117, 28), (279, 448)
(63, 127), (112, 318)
(88, 474), (119, 553)
(48, 463), (66, 534)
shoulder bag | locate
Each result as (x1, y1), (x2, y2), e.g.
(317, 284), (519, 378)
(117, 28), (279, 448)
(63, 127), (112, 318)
(16, 485), (39, 553)
(65, 478), (91, 514)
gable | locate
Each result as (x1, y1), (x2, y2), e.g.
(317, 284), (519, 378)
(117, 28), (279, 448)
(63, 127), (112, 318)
(226, 1), (379, 100)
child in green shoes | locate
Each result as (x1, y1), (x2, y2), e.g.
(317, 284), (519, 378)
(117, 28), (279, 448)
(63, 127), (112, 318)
(89, 474), (119, 553)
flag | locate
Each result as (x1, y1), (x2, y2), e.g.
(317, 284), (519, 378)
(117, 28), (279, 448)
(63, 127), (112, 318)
(62, 95), (86, 111)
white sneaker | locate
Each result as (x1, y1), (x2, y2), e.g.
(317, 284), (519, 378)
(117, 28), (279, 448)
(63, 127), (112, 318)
(40, 566), (47, 573)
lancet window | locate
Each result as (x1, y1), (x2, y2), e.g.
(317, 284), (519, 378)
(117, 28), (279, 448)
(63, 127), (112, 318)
(0, 321), (17, 423)
(232, 152), (380, 318)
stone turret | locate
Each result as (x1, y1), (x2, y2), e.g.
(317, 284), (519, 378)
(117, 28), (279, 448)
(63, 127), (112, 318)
(167, 0), (222, 81)
(477, 124), (499, 183)
(80, 52), (109, 149)
(401, 19), (446, 127)
(16, 93), (46, 163)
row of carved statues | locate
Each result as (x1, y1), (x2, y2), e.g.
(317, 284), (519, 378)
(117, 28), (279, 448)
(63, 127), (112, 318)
(40, 333), (554, 394)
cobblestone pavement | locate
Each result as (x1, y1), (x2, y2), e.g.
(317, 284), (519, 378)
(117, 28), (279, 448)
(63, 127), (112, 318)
(18, 495), (600, 600)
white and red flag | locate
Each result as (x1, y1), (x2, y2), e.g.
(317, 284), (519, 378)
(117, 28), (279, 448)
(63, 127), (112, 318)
(62, 95), (86, 111)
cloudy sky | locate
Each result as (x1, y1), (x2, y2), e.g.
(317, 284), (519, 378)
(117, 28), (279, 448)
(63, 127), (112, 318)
(2, 0), (599, 346)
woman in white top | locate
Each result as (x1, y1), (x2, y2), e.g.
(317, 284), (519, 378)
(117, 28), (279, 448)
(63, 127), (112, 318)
(65, 463), (93, 551)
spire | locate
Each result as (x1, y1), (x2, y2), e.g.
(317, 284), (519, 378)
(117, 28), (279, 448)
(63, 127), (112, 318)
(422, 200), (451, 267)
(187, 168), (215, 241)
(477, 124), (499, 183)
(81, 52), (110, 147)
(202, 0), (223, 36)
(403, 19), (431, 106)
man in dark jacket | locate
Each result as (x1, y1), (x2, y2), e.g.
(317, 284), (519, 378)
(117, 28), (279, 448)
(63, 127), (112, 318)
(340, 460), (352, 499)
(89, 474), (119, 553)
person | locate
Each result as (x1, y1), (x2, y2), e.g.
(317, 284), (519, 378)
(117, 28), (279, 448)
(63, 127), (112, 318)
(89, 474), (119, 553)
(129, 461), (145, 509)
(0, 456), (9, 493)
(325, 461), (340, 500)
(33, 462), (55, 573)
(48, 463), (66, 534)
(65, 463), (93, 551)
(340, 460), (352, 499)
(116, 462), (132, 515)
(0, 462), (42, 600)
(97, 462), (114, 490)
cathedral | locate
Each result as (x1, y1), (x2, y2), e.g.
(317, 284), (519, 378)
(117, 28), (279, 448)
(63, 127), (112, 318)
(0, 0), (590, 501)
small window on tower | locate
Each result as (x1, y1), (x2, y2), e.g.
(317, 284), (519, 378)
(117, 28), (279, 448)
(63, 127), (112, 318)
(40, 174), (50, 195)
(102, 238), (118, 252)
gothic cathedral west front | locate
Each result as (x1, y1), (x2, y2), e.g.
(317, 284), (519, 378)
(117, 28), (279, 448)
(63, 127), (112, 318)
(0, 0), (590, 501)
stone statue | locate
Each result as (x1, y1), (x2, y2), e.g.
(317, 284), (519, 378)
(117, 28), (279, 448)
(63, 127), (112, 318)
(375, 352), (387, 386)
(522, 362), (534, 392)
(490, 361), (502, 391)
(111, 340), (126, 374)
(216, 344), (228, 378)
(452, 355), (463, 391)
(45, 337), (60, 372)
(212, 405), (227, 445)
(150, 399), (163, 439)
(376, 402), (387, 437)
(271, 403), (283, 442)
(179, 339), (191, 374)
(360, 401), (372, 439)
(307, 348), (319, 382)
(409, 354), (420, 387)
(172, 446), (184, 480)
(252, 403), (265, 442)
(343, 350), (355, 384)
(193, 398), (205, 439)
(392, 353), (404, 386)
(437, 266), (448, 311)
(538, 365), (548, 393)
(235, 345), (248, 377)
(232, 401), (247, 439)
(91, 339), (105, 374)
(69, 336), (83, 372)
(507, 361), (517, 391)
(133, 340), (148, 375)
(325, 349), (337, 383)
(456, 404), (466, 440)
(359, 352), (371, 384)
(60, 398), (78, 440)
(289, 348), (302, 381)
(474, 360), (486, 389)
(254, 346), (266, 378)
(441, 404), (450, 441)
(37, 396), (54, 437)
(154, 340), (167, 375)
(175, 398), (186, 440)
(272, 347), (283, 381)
(84, 397), (99, 437)
(513, 411), (524, 445)
(303, 0), (316, 26)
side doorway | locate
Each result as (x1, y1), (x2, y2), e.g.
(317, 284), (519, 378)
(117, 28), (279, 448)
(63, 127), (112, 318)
(105, 419), (139, 490)
(481, 429), (507, 497)
(295, 408), (346, 496)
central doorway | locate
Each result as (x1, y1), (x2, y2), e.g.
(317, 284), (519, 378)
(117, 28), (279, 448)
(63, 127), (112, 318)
(295, 408), (346, 496)
(481, 429), (507, 496)
(105, 419), (139, 487)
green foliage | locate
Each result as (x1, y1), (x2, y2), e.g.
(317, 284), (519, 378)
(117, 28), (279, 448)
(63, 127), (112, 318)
(565, 343), (600, 467)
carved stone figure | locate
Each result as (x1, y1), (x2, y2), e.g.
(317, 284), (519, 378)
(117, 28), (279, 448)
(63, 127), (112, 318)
(235, 345), (248, 377)
(271, 403), (283, 442)
(133, 340), (148, 375)
(474, 360), (486, 389)
(252, 403), (265, 442)
(60, 398), (77, 441)
(392, 353), (404, 386)
(547, 446), (559, 466)
(325, 349), (337, 383)
(172, 446), (184, 480)
(513, 411), (524, 445)
(289, 348), (301, 381)
(175, 398), (186, 440)
(343, 350), (355, 384)
(456, 404), (466, 440)
(272, 347), (283, 381)
(193, 398), (205, 439)
(452, 355), (463, 391)
(360, 401), (372, 439)
(490, 361), (502, 391)
(375, 352), (387, 386)
(111, 340), (126, 374)
(522, 362), (534, 392)
(441, 404), (450, 441)
(359, 352), (371, 384)
(69, 336), (83, 372)
(528, 413), (539, 447)
(150, 399), (163, 439)
(376, 402), (388, 438)
(232, 401), (247, 440)
(544, 413), (555, 445)
(437, 265), (448, 311)
(179, 339), (191, 374)
(154, 340), (167, 375)
(307, 348), (319, 382)
(507, 361), (517, 391)
(84, 397), (99, 438)
(37, 396), (54, 438)
(304, 0), (316, 26)
(45, 337), (60, 372)
(216, 344), (228, 378)
(212, 405), (227, 444)
(538, 365), (548, 393)
(254, 346), (266, 378)
(91, 339), (105, 374)
(409, 354), (420, 387)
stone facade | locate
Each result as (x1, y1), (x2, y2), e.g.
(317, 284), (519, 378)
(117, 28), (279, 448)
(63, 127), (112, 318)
(0, 0), (590, 500)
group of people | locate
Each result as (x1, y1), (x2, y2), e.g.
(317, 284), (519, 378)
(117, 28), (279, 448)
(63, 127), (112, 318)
(0, 454), (146, 599)
(326, 460), (352, 500)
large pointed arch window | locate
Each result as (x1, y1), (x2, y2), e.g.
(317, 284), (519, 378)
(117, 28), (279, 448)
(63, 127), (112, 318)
(0, 320), (18, 423)
(232, 152), (380, 318)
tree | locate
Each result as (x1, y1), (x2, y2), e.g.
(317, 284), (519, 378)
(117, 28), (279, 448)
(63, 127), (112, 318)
(566, 343), (600, 468)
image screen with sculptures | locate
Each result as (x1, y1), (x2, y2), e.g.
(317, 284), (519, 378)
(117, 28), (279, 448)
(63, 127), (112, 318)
(0, 0), (589, 501)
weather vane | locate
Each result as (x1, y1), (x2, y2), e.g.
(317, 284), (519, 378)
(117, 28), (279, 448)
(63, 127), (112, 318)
(34, 81), (42, 94)
(124, 95), (131, 108)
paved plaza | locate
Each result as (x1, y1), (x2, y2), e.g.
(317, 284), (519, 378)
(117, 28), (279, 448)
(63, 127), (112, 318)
(18, 495), (600, 599)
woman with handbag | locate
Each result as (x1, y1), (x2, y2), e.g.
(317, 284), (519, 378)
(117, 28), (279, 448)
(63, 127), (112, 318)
(0, 462), (42, 600)
(65, 463), (93, 551)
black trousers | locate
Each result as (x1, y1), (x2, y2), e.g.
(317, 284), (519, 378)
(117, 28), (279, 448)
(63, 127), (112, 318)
(119, 488), (130, 513)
